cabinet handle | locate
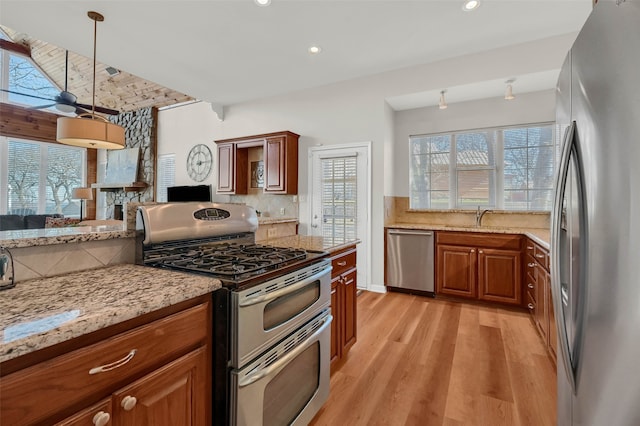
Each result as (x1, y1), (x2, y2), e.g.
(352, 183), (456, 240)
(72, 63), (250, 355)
(478, 250), (483, 254)
(528, 262), (537, 268)
(470, 249), (475, 253)
(344, 278), (354, 286)
(89, 349), (137, 375)
(527, 303), (534, 310)
(535, 253), (545, 259)
(528, 283), (534, 289)
(337, 261), (347, 266)
(527, 246), (534, 250)
(93, 411), (111, 426)
(121, 395), (137, 411)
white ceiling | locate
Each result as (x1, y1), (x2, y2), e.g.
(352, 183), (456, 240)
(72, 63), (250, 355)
(1, 1), (593, 110)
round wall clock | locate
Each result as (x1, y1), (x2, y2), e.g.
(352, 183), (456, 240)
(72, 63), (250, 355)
(186, 144), (213, 182)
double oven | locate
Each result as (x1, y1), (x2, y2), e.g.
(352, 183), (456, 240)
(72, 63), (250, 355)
(138, 202), (332, 425)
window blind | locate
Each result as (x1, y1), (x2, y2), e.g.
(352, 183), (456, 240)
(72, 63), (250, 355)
(157, 154), (176, 202)
(320, 156), (358, 246)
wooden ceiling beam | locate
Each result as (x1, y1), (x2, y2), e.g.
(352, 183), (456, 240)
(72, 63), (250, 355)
(0, 39), (30, 57)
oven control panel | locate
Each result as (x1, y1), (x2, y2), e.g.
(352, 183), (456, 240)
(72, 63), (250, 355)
(194, 208), (231, 221)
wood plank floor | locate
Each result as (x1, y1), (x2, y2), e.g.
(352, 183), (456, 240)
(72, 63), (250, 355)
(310, 291), (556, 426)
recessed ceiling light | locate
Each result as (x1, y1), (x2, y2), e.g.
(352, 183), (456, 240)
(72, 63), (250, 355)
(308, 46), (322, 54)
(462, 0), (480, 12)
(255, 0), (271, 6)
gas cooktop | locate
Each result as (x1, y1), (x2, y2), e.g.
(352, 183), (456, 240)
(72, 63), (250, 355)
(143, 242), (327, 288)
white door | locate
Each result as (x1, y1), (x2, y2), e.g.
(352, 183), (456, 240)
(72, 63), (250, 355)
(309, 143), (370, 290)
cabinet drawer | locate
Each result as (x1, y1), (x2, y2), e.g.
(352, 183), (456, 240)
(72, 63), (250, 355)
(332, 247), (357, 277)
(534, 245), (550, 271)
(1, 303), (208, 425)
(436, 232), (521, 250)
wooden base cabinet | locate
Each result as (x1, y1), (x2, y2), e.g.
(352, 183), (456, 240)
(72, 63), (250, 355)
(436, 232), (522, 306)
(524, 239), (556, 363)
(330, 245), (357, 373)
(1, 297), (212, 426)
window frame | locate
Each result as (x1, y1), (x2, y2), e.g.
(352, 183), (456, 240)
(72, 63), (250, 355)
(409, 122), (557, 211)
(1, 136), (87, 216)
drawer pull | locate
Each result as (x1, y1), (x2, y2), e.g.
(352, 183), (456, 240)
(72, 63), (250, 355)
(121, 395), (137, 411)
(528, 283), (534, 289)
(89, 349), (137, 375)
(93, 411), (111, 426)
(535, 253), (545, 259)
(528, 262), (537, 268)
(527, 246), (534, 250)
(337, 261), (347, 266)
(527, 303), (534, 310)
(470, 249), (475, 253)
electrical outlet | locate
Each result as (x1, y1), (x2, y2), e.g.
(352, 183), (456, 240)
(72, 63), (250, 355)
(280, 207), (286, 216)
(267, 227), (277, 238)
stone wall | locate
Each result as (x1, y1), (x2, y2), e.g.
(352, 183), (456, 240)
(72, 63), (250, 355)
(105, 108), (157, 219)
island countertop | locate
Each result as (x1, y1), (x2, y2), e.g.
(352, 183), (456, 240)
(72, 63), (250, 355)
(0, 264), (221, 363)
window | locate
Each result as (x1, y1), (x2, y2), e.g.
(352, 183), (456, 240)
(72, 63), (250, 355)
(320, 156), (358, 246)
(1, 28), (60, 110)
(156, 154), (176, 202)
(1, 137), (86, 216)
(409, 123), (556, 211)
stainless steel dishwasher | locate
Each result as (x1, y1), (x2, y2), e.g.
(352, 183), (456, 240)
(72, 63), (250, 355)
(386, 228), (435, 296)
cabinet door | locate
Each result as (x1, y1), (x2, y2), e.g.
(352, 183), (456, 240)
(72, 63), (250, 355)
(436, 244), (477, 298)
(216, 143), (235, 193)
(264, 136), (287, 193)
(534, 264), (548, 340)
(546, 270), (557, 361)
(330, 276), (341, 370)
(341, 268), (357, 354)
(113, 348), (208, 426)
(56, 398), (112, 426)
(477, 248), (522, 305)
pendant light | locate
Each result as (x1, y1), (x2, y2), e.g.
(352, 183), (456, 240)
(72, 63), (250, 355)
(439, 90), (448, 110)
(505, 79), (516, 100)
(56, 11), (125, 150)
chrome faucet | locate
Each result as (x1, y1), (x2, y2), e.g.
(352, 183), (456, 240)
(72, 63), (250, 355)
(475, 206), (492, 228)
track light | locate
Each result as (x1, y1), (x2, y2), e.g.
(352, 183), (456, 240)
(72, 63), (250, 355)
(505, 79), (516, 100)
(439, 90), (448, 110)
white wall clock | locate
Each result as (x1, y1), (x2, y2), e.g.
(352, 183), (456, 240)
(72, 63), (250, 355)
(186, 144), (213, 182)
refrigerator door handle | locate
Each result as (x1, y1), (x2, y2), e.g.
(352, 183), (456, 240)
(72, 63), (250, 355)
(552, 121), (578, 393)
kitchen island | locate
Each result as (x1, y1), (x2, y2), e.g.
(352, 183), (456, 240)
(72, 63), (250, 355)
(0, 264), (219, 425)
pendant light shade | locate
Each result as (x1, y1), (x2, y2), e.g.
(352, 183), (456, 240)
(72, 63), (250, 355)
(56, 11), (125, 150)
(57, 115), (125, 149)
(505, 79), (516, 100)
(439, 90), (448, 110)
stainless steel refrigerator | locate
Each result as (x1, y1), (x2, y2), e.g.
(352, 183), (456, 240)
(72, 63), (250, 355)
(553, 0), (640, 425)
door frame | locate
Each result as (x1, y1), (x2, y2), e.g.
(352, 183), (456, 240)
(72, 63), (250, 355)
(308, 142), (371, 291)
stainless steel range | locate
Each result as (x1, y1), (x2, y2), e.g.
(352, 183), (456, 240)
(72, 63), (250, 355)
(138, 202), (333, 426)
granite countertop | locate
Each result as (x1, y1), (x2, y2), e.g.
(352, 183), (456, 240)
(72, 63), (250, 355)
(266, 235), (360, 254)
(0, 225), (135, 249)
(0, 264), (221, 363)
(258, 217), (298, 225)
(385, 223), (550, 249)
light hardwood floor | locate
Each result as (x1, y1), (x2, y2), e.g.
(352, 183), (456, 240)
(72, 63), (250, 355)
(310, 291), (556, 426)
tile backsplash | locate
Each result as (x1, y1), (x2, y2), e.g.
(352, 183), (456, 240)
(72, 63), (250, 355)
(229, 194), (298, 218)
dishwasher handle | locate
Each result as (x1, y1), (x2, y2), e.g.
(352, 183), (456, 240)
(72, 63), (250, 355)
(388, 229), (433, 236)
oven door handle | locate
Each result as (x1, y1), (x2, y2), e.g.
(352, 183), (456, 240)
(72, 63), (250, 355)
(238, 267), (332, 307)
(238, 314), (332, 387)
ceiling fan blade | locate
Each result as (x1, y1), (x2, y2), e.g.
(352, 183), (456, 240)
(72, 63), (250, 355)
(75, 102), (120, 116)
(29, 103), (58, 110)
(0, 88), (56, 102)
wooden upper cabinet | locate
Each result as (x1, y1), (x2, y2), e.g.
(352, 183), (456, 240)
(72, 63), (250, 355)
(215, 131), (299, 195)
(216, 143), (247, 194)
(264, 134), (298, 194)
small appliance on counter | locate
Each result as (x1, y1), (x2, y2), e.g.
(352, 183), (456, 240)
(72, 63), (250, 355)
(0, 246), (15, 291)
